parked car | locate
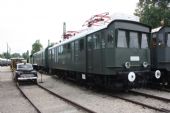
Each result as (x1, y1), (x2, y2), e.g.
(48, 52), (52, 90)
(14, 63), (38, 84)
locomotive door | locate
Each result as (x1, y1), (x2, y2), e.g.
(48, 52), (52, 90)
(86, 35), (93, 73)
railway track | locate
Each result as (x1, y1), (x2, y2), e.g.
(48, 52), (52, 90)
(129, 90), (170, 102)
(16, 83), (41, 113)
(36, 84), (96, 113)
(106, 91), (170, 113)
(16, 82), (96, 113)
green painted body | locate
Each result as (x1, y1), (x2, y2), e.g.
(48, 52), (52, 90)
(151, 26), (170, 71)
(47, 20), (151, 76)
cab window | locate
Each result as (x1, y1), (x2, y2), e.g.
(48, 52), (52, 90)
(129, 32), (139, 48)
(117, 30), (127, 48)
(167, 33), (170, 47)
(141, 33), (148, 48)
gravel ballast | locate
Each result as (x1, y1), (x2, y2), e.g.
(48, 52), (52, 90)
(0, 67), (37, 113)
(37, 73), (158, 113)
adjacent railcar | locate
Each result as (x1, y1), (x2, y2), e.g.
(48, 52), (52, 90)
(31, 46), (50, 71)
(48, 19), (158, 89)
(151, 26), (170, 85)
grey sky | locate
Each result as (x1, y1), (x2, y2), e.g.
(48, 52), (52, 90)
(0, 0), (138, 54)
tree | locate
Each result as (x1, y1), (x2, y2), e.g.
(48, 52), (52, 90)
(135, 0), (170, 28)
(3, 52), (11, 59)
(0, 53), (5, 58)
(11, 53), (21, 58)
(31, 40), (43, 55)
(22, 50), (29, 60)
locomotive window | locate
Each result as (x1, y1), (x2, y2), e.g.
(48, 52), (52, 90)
(129, 32), (139, 48)
(141, 33), (148, 48)
(71, 42), (74, 63)
(87, 36), (93, 50)
(75, 40), (79, 51)
(75, 40), (79, 64)
(167, 34), (170, 47)
(107, 31), (114, 48)
(67, 43), (71, 52)
(117, 30), (127, 48)
(61, 46), (63, 54)
(93, 34), (100, 49)
(79, 39), (84, 51)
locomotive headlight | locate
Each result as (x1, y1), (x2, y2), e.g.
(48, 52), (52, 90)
(143, 62), (148, 68)
(128, 72), (136, 82)
(155, 70), (161, 79)
(125, 62), (131, 69)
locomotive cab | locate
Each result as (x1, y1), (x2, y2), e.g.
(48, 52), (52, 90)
(101, 20), (155, 88)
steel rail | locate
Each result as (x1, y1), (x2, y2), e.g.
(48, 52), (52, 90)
(129, 90), (170, 103)
(107, 93), (170, 113)
(159, 88), (170, 93)
(37, 84), (96, 113)
(16, 83), (41, 113)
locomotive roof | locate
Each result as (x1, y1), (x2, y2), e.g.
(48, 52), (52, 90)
(33, 49), (45, 55)
(49, 19), (150, 50)
(152, 26), (170, 33)
(151, 26), (163, 33)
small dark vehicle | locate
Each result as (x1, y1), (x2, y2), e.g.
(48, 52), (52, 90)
(14, 63), (38, 84)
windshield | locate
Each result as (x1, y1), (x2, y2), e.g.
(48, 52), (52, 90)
(129, 32), (139, 48)
(17, 64), (33, 70)
(117, 30), (127, 48)
(141, 33), (148, 48)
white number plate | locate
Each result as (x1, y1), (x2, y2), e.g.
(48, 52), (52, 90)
(130, 56), (140, 61)
(82, 74), (86, 79)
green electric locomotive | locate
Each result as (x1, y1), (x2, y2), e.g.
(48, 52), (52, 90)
(45, 19), (159, 89)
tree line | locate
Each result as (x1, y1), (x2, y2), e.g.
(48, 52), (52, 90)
(135, 0), (170, 28)
(0, 40), (43, 60)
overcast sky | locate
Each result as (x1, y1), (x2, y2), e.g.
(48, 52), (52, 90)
(0, 0), (138, 54)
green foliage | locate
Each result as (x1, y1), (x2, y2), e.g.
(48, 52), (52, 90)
(135, 0), (170, 28)
(2, 52), (11, 59)
(31, 40), (43, 55)
(22, 50), (29, 60)
(0, 54), (5, 58)
(11, 53), (21, 58)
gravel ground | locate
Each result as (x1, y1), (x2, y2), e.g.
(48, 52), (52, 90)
(20, 85), (86, 113)
(0, 66), (37, 113)
(118, 93), (170, 110)
(37, 73), (158, 113)
(132, 88), (170, 99)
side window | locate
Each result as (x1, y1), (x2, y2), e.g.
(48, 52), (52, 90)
(61, 46), (63, 54)
(56, 47), (58, 63)
(68, 43), (71, 53)
(75, 40), (79, 52)
(52, 49), (55, 61)
(152, 34), (157, 48)
(79, 39), (84, 51)
(158, 34), (165, 47)
(87, 36), (93, 50)
(167, 33), (170, 47)
(75, 40), (79, 64)
(129, 32), (139, 48)
(141, 33), (148, 48)
(71, 42), (74, 62)
(117, 30), (127, 48)
(107, 31), (114, 48)
(93, 34), (100, 49)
